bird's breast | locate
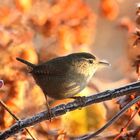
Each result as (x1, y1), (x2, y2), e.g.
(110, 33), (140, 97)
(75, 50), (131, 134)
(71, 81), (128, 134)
(32, 73), (87, 99)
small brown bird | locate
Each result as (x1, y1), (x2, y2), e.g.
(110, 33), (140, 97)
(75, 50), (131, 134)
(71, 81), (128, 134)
(16, 52), (110, 115)
(16, 52), (110, 99)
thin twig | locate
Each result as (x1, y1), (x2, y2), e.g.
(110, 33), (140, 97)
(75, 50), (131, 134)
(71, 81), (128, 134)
(70, 96), (140, 140)
(89, 126), (140, 140)
(0, 81), (140, 139)
(0, 100), (37, 140)
(114, 107), (140, 140)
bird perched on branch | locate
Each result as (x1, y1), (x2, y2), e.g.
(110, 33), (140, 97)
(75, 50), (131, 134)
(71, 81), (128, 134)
(16, 52), (110, 118)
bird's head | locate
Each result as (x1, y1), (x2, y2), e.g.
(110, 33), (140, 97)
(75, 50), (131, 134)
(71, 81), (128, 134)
(68, 52), (110, 80)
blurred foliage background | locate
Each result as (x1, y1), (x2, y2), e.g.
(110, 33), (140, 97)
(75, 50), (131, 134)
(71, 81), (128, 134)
(0, 0), (140, 139)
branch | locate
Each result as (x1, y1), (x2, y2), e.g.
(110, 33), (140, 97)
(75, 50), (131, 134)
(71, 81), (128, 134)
(0, 81), (140, 139)
(70, 96), (140, 140)
(87, 126), (140, 140)
(0, 100), (37, 140)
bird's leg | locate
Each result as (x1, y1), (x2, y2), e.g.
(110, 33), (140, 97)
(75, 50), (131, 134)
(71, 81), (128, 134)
(71, 96), (86, 108)
(44, 94), (52, 122)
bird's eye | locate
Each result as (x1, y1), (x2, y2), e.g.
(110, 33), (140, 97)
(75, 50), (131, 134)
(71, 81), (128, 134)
(88, 59), (93, 64)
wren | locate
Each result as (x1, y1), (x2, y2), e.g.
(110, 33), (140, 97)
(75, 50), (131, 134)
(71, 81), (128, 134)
(16, 52), (110, 100)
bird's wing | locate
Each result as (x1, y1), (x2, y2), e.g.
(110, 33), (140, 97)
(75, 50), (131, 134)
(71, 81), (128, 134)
(31, 57), (71, 76)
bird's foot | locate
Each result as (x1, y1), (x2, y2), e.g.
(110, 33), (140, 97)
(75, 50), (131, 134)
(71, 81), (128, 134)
(47, 106), (53, 122)
(71, 96), (86, 109)
(44, 94), (53, 122)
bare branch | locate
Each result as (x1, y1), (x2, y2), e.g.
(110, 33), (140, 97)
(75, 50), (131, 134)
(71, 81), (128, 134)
(87, 126), (140, 140)
(0, 100), (37, 140)
(0, 81), (140, 139)
(70, 96), (140, 140)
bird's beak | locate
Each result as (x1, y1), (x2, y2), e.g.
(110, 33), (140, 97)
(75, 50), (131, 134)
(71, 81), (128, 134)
(98, 60), (111, 67)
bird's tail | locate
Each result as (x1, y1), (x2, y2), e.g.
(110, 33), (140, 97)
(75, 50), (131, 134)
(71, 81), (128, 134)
(16, 57), (36, 68)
